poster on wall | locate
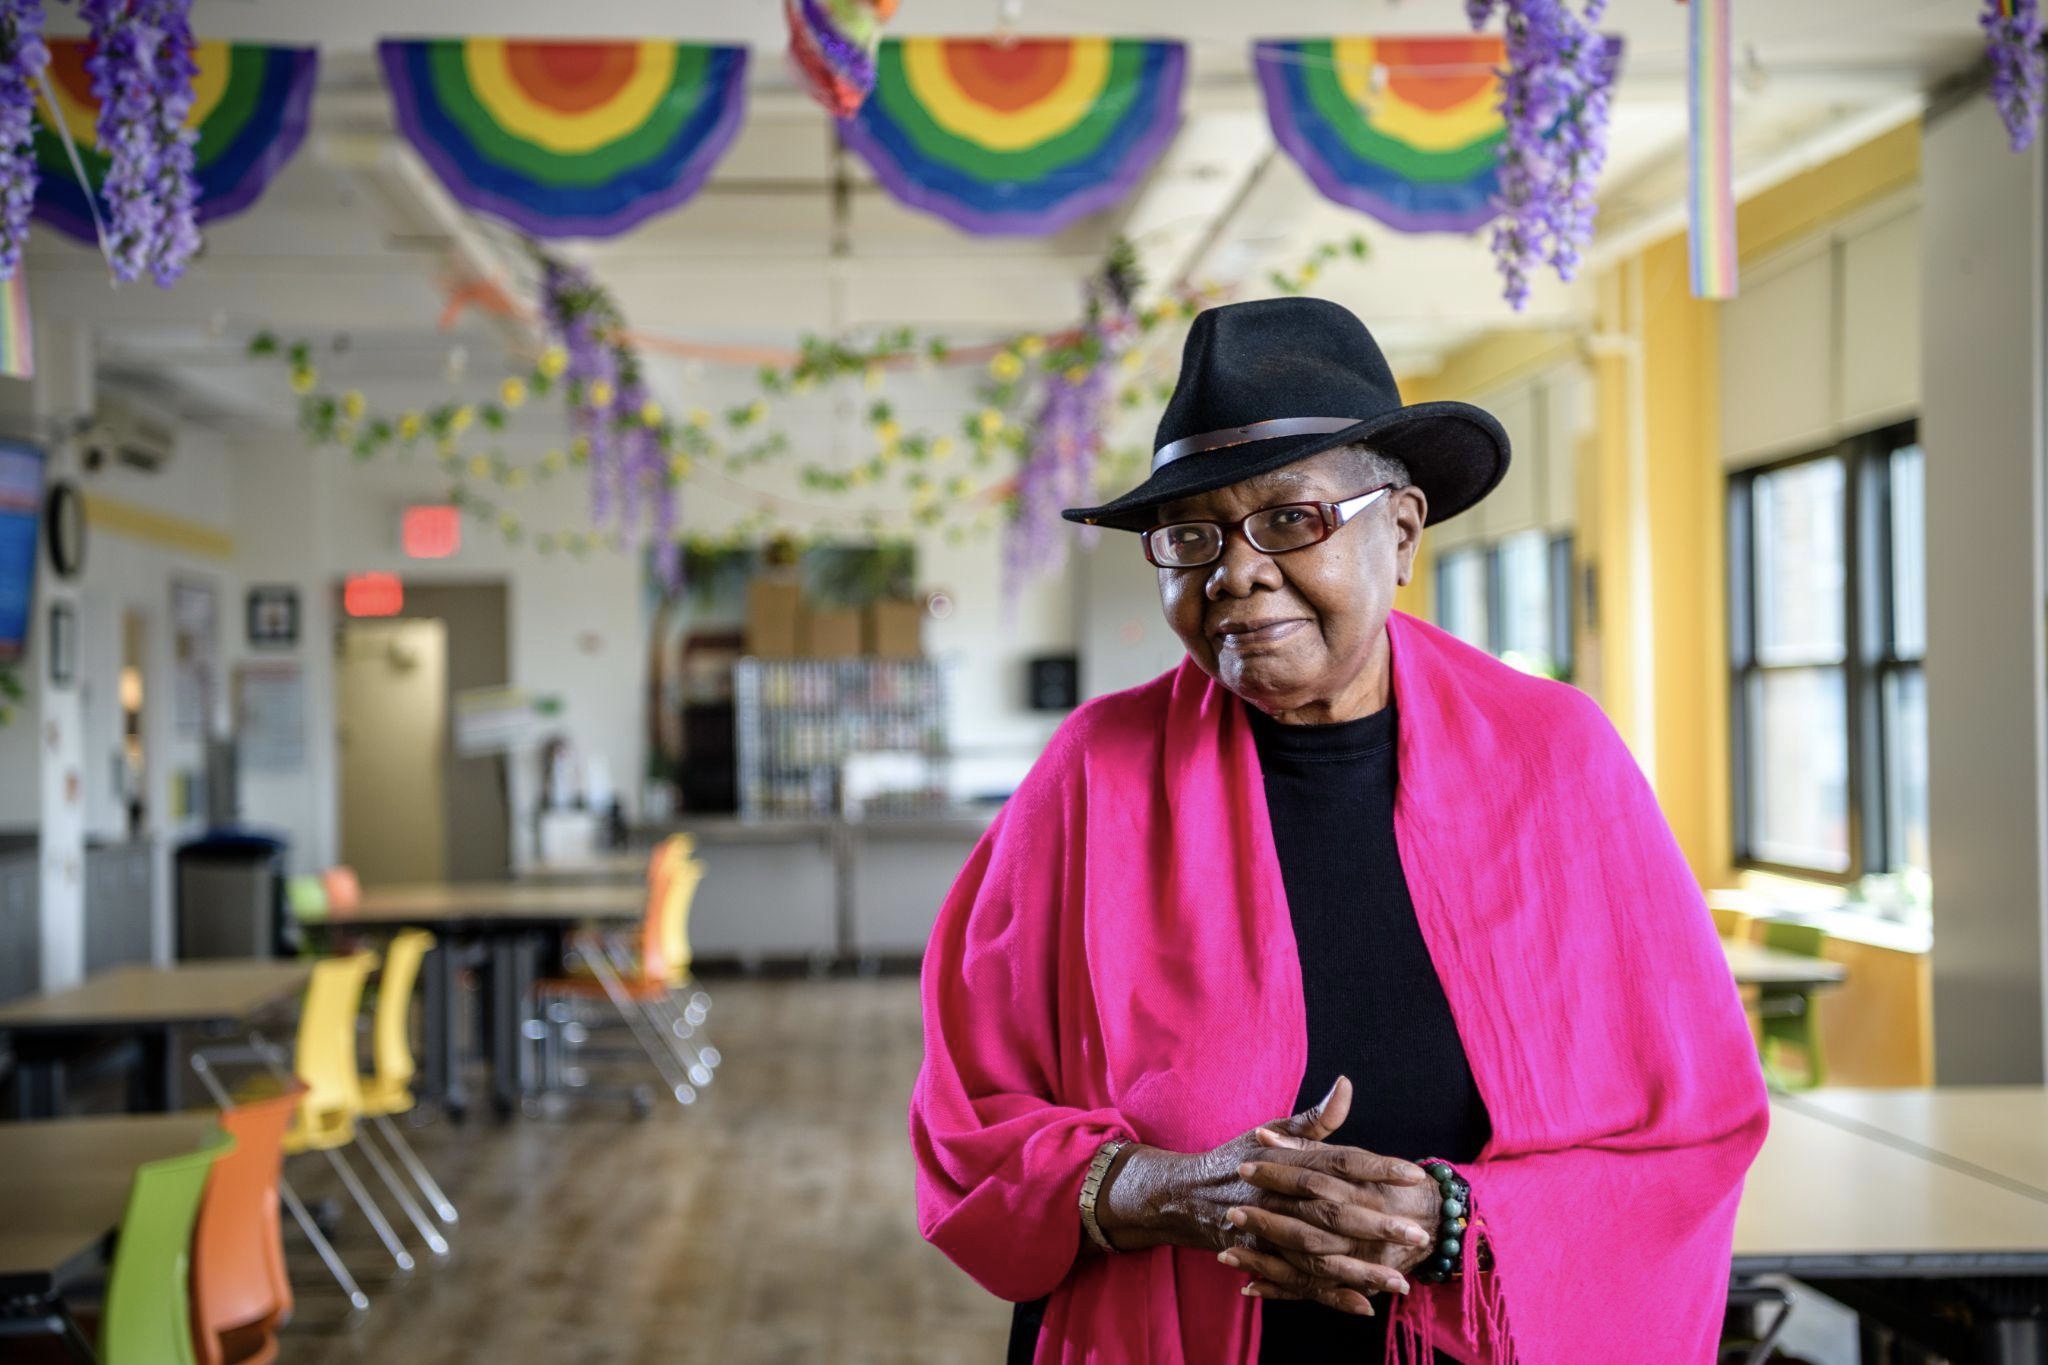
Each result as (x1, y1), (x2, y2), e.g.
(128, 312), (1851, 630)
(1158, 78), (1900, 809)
(171, 577), (219, 739)
(0, 441), (42, 663)
(235, 659), (305, 772)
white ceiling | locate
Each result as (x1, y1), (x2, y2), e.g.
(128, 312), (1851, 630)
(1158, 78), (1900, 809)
(29, 0), (1983, 430)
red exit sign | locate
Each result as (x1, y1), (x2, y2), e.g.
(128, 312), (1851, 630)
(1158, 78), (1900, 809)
(343, 572), (403, 618)
(403, 504), (461, 559)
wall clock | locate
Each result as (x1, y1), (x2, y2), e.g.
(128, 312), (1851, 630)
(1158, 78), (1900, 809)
(44, 481), (85, 580)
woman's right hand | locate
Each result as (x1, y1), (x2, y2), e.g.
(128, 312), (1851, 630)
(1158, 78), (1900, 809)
(1091, 1077), (1431, 1305)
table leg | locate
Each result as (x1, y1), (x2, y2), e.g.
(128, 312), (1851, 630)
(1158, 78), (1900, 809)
(512, 931), (538, 1100)
(11, 1055), (64, 1119)
(1806, 1274), (2047, 1365)
(421, 940), (467, 1119)
(130, 1027), (177, 1112)
(1965, 1278), (2048, 1365)
(486, 933), (525, 1120)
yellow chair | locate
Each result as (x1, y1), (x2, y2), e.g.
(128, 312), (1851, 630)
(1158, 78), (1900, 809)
(358, 929), (459, 1232)
(268, 953), (430, 1272)
(290, 948), (449, 1261)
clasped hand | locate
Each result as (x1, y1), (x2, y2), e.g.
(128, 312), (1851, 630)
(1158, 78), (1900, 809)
(1095, 1075), (1442, 1318)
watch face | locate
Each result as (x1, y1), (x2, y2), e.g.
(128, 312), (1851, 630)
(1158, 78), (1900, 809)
(45, 481), (84, 579)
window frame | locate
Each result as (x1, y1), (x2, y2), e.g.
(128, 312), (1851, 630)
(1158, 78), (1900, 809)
(1433, 531), (1576, 683)
(1727, 418), (1919, 884)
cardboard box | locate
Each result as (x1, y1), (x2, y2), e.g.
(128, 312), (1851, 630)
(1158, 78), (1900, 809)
(865, 597), (924, 658)
(802, 606), (863, 659)
(744, 577), (803, 658)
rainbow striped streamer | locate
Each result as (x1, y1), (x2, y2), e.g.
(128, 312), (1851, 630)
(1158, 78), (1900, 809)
(1688, 0), (1737, 298)
(379, 39), (748, 239)
(0, 271), (30, 381)
(1252, 37), (1505, 234)
(32, 40), (317, 245)
(840, 38), (1186, 237)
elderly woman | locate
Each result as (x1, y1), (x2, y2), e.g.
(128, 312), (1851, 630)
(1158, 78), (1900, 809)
(911, 298), (1769, 1363)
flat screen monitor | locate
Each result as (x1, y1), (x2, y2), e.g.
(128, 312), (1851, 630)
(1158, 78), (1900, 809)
(0, 440), (43, 664)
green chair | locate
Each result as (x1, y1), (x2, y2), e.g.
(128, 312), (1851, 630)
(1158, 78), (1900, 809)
(284, 875), (334, 961)
(102, 1129), (237, 1365)
(1756, 921), (1829, 1091)
(284, 875), (328, 924)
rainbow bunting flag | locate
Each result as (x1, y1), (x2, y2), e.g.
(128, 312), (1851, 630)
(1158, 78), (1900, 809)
(1688, 0), (1738, 298)
(1252, 37), (1505, 234)
(0, 271), (30, 381)
(32, 41), (316, 245)
(840, 38), (1186, 237)
(378, 39), (748, 239)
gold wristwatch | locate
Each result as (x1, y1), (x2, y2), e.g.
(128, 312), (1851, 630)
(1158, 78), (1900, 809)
(1079, 1138), (1132, 1252)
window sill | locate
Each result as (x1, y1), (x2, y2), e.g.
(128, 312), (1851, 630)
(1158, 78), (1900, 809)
(1714, 875), (1932, 954)
(1764, 904), (1930, 954)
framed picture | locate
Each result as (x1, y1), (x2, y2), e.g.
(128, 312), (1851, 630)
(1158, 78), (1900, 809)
(246, 584), (300, 649)
(47, 599), (73, 688)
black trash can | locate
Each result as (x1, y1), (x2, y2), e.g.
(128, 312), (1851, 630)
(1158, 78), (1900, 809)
(176, 829), (292, 959)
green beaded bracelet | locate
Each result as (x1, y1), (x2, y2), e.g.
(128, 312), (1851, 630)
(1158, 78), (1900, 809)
(1414, 1160), (1471, 1285)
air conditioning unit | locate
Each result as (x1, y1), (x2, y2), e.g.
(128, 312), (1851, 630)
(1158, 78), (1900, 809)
(80, 394), (176, 474)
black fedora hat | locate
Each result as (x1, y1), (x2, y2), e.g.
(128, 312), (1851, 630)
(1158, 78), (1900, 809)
(1063, 297), (1509, 533)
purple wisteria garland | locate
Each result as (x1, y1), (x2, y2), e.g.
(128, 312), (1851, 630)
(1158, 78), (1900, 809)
(1465, 0), (1621, 310)
(0, 0), (47, 280)
(1985, 0), (2046, 152)
(81, 0), (158, 280)
(537, 251), (682, 587)
(142, 0), (196, 284)
(59, 0), (199, 285)
(1002, 244), (1141, 604)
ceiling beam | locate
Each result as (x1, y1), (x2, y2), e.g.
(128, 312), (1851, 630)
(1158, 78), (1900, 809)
(316, 131), (541, 355)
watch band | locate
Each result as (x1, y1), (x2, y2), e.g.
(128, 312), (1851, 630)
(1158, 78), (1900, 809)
(1078, 1138), (1132, 1252)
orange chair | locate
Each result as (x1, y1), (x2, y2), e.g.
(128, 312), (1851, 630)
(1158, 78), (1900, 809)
(190, 1085), (305, 1365)
(533, 843), (708, 1108)
(192, 952), (414, 1311)
(319, 866), (361, 915)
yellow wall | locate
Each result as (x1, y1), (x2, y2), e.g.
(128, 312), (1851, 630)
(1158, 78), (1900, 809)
(1637, 233), (1727, 886)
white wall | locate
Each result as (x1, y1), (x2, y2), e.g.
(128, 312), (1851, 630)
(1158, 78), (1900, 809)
(71, 411), (242, 960)
(0, 322), (88, 987)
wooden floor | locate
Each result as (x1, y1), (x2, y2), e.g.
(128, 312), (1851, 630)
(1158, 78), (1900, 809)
(284, 978), (1010, 1363)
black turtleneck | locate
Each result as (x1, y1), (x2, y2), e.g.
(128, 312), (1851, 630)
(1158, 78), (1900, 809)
(1246, 699), (1489, 1363)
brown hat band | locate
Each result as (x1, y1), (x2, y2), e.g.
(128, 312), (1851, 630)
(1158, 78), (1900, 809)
(1150, 416), (1361, 473)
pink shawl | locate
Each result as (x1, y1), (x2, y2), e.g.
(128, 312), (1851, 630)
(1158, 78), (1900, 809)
(911, 609), (1770, 1363)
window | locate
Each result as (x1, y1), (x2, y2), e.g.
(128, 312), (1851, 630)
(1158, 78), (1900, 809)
(1728, 422), (1925, 882)
(1437, 547), (1489, 652)
(1434, 533), (1575, 681)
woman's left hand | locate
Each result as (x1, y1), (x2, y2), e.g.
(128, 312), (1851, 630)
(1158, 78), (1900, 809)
(1218, 1129), (1445, 1312)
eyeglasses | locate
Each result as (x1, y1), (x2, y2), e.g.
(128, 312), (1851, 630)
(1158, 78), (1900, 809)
(1141, 484), (1395, 569)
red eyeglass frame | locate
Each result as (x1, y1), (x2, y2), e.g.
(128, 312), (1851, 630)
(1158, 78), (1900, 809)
(1141, 483), (1395, 568)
